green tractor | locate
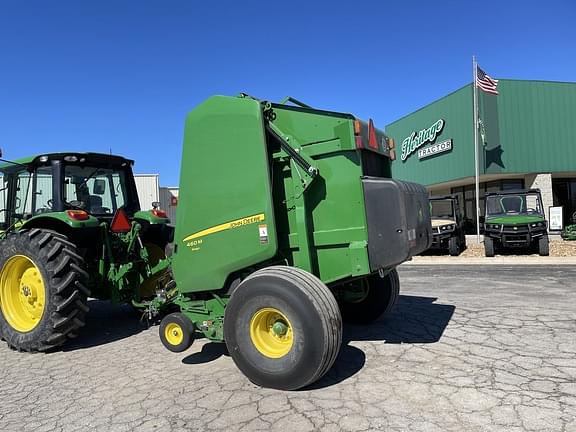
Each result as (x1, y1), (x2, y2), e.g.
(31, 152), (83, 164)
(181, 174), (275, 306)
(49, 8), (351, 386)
(0, 94), (432, 390)
(0, 151), (173, 351)
(483, 189), (549, 257)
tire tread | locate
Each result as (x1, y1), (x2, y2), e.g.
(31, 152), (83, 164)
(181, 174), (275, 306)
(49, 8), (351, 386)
(0, 229), (89, 352)
(241, 266), (342, 388)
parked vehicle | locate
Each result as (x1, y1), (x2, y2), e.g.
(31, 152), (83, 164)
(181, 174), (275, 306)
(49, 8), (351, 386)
(483, 189), (549, 256)
(0, 152), (173, 352)
(429, 195), (466, 256)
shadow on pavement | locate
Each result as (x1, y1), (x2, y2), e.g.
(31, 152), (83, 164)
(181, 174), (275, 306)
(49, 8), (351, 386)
(182, 342), (229, 364)
(307, 295), (455, 390)
(63, 300), (148, 351)
(344, 294), (456, 344)
(62, 295), (455, 391)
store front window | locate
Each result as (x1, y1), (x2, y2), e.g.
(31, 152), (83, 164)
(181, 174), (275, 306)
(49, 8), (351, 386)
(552, 179), (576, 226)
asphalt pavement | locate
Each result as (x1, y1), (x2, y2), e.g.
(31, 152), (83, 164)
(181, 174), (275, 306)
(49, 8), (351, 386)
(0, 265), (574, 432)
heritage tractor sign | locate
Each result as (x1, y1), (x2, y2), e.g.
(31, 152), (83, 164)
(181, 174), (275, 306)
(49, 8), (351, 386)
(417, 138), (452, 160)
(401, 119), (451, 162)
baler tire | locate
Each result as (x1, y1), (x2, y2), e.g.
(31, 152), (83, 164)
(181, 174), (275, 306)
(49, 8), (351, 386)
(484, 237), (495, 257)
(223, 266), (342, 391)
(159, 313), (195, 353)
(538, 236), (550, 256)
(448, 237), (460, 256)
(0, 229), (89, 352)
(338, 269), (400, 324)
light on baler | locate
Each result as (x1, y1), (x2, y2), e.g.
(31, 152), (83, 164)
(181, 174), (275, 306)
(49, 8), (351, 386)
(354, 119), (364, 149)
(354, 119), (361, 135)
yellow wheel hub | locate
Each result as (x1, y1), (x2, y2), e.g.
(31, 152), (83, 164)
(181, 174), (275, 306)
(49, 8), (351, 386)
(0, 255), (46, 332)
(164, 322), (184, 346)
(250, 307), (293, 358)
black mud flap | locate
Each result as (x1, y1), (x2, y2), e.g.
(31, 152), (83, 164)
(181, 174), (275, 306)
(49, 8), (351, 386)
(362, 177), (432, 270)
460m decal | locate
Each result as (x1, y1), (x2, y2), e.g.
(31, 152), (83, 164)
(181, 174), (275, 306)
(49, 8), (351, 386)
(182, 213), (265, 243)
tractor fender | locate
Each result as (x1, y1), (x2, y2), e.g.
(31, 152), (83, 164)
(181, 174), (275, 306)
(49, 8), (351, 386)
(19, 214), (98, 236)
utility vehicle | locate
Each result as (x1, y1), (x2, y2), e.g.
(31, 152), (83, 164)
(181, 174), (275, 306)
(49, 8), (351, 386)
(483, 189), (548, 257)
(429, 195), (465, 256)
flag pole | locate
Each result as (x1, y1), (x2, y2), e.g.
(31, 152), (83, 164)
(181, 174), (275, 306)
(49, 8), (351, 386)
(473, 55), (481, 244)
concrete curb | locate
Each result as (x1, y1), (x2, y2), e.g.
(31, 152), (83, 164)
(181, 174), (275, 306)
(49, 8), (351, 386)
(403, 257), (576, 265)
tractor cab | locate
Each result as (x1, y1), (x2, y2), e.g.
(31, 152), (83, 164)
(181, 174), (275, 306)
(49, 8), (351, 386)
(0, 152), (141, 229)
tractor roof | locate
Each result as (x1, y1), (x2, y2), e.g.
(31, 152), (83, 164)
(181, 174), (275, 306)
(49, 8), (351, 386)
(0, 152), (134, 172)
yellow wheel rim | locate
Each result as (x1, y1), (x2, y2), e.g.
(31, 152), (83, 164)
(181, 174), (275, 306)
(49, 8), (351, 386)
(164, 322), (184, 346)
(0, 255), (46, 332)
(249, 307), (293, 358)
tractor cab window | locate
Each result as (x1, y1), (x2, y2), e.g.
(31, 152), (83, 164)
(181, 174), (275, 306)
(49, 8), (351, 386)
(14, 171), (33, 219)
(9, 167), (54, 219)
(64, 165), (128, 215)
(34, 166), (54, 214)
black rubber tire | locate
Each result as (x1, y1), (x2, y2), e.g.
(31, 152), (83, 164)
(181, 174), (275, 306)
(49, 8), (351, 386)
(338, 269), (400, 324)
(159, 312), (195, 353)
(538, 235), (550, 256)
(484, 237), (495, 257)
(448, 237), (460, 256)
(223, 266), (342, 390)
(0, 229), (89, 351)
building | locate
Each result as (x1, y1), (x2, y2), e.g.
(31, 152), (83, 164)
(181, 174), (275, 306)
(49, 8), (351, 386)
(134, 174), (160, 210)
(386, 79), (576, 232)
(159, 186), (179, 223)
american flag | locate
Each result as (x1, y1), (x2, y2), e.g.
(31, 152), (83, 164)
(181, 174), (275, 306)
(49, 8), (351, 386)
(476, 66), (499, 95)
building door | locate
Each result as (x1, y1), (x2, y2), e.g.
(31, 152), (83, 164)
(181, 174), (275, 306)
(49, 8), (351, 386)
(553, 179), (576, 226)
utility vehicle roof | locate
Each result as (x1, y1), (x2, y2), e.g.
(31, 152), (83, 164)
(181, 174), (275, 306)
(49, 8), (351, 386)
(429, 194), (458, 201)
(485, 189), (541, 197)
(0, 152), (134, 172)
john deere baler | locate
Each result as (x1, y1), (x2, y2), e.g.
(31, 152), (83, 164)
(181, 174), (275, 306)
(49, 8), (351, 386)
(160, 94), (432, 390)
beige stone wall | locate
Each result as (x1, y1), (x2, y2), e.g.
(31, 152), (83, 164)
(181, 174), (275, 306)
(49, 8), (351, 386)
(524, 173), (553, 227)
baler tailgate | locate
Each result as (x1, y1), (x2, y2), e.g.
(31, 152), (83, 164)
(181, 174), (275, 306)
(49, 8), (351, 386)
(362, 177), (432, 269)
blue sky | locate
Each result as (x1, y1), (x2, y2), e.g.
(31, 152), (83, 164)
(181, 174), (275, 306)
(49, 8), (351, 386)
(1, 1), (574, 186)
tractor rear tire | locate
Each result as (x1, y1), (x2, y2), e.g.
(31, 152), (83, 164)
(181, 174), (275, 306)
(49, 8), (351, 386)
(223, 266), (342, 390)
(538, 235), (550, 256)
(448, 237), (460, 256)
(338, 269), (400, 324)
(484, 237), (495, 257)
(0, 229), (89, 351)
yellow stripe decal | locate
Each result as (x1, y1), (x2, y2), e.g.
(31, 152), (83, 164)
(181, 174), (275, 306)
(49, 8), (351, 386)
(182, 213), (265, 242)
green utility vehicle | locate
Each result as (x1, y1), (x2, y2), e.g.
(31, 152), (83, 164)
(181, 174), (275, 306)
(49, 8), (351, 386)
(0, 151), (173, 351)
(483, 189), (549, 257)
(429, 195), (465, 256)
(0, 95), (432, 390)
